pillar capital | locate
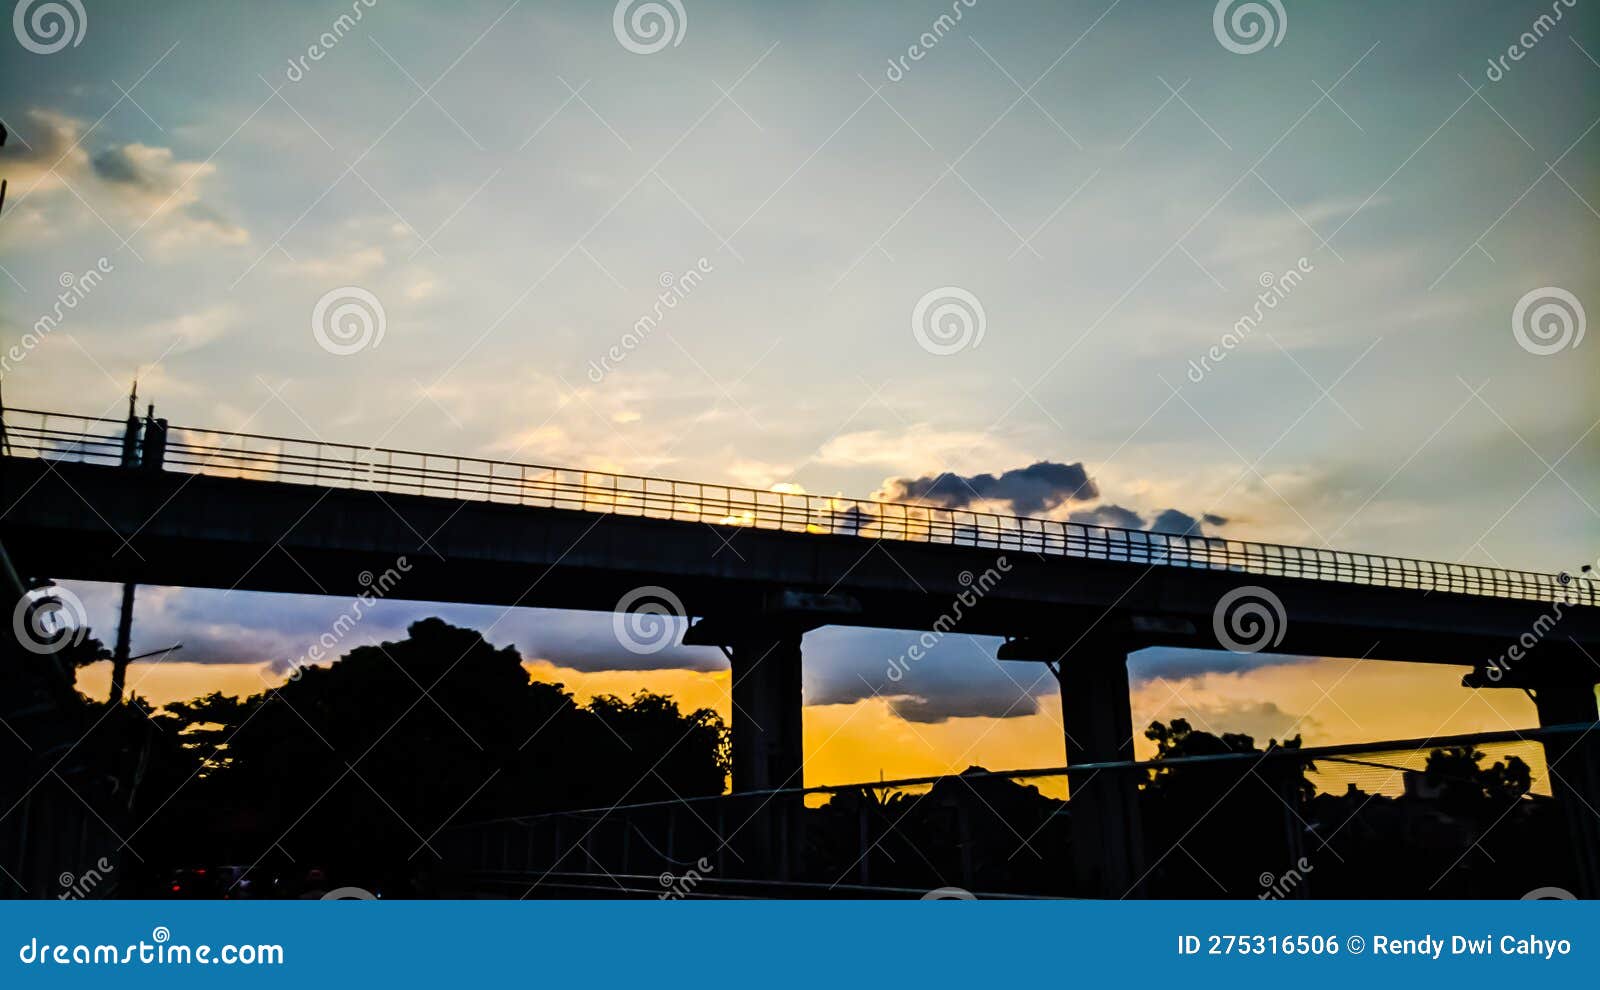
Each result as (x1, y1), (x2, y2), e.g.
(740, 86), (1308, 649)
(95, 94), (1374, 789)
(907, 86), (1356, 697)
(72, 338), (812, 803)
(1461, 656), (1600, 690)
(683, 616), (808, 649)
(997, 613), (1199, 665)
(682, 589), (859, 649)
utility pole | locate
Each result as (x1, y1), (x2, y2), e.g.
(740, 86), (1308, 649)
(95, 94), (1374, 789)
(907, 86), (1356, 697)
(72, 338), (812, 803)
(1, 120), (9, 218)
(109, 383), (140, 705)
(1, 125), (10, 455)
(108, 584), (136, 705)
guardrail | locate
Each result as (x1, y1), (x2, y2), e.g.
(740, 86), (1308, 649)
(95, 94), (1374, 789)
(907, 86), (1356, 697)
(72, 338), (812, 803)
(1, 407), (1592, 606)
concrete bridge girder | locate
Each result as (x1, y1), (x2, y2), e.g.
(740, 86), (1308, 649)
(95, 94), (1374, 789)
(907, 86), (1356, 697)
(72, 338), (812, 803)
(7, 460), (1597, 670)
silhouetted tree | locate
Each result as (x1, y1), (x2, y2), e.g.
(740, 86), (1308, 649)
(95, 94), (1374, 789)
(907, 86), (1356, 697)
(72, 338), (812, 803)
(132, 618), (728, 896)
(1423, 746), (1531, 813)
(1140, 718), (1313, 896)
(804, 769), (1069, 895)
(1304, 745), (1559, 898)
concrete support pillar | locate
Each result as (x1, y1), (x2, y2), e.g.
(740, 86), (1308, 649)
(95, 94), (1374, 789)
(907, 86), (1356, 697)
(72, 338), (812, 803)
(685, 619), (809, 882)
(727, 632), (805, 795)
(1058, 645), (1146, 899)
(1533, 684), (1600, 898)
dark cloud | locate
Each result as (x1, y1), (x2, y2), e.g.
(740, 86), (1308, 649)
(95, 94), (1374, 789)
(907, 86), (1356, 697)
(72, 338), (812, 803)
(5, 109), (81, 171)
(518, 610), (725, 673)
(803, 627), (1054, 724)
(876, 460), (1227, 538)
(90, 146), (154, 187)
(63, 580), (727, 678)
(1142, 700), (1317, 747)
(877, 461), (1098, 516)
(1128, 647), (1311, 683)
(885, 690), (1040, 724)
(82, 140), (247, 244)
(1150, 508), (1202, 535)
(1068, 503), (1145, 529)
(825, 504), (875, 531)
(1069, 505), (1226, 537)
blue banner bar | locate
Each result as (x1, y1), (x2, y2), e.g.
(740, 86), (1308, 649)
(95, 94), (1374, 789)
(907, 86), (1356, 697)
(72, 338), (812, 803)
(3, 901), (1592, 986)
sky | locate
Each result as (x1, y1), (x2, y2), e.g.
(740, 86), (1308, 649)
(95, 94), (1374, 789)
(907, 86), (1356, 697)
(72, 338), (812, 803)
(3, 0), (1597, 789)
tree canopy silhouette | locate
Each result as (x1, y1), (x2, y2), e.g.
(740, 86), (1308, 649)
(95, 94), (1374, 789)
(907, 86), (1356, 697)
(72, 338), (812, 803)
(1422, 746), (1531, 813)
(137, 617), (728, 894)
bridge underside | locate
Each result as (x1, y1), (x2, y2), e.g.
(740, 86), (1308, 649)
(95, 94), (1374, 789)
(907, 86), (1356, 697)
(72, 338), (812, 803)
(5, 459), (1595, 665)
(6, 459), (1599, 897)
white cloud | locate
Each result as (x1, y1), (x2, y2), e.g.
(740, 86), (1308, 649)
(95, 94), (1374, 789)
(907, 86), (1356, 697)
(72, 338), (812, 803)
(1, 109), (248, 251)
(137, 304), (238, 354)
(404, 278), (436, 301)
(288, 245), (387, 280)
(89, 142), (248, 247)
(816, 424), (1008, 473)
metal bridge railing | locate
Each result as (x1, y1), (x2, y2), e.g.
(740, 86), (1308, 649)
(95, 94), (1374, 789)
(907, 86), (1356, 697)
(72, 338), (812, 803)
(1, 406), (1592, 607)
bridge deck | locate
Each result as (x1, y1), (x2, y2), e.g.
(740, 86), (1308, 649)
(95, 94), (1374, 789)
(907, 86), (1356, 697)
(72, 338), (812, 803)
(1, 406), (1590, 609)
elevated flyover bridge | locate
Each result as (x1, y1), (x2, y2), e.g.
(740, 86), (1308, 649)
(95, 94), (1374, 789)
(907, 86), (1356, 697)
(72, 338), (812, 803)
(2, 405), (1596, 896)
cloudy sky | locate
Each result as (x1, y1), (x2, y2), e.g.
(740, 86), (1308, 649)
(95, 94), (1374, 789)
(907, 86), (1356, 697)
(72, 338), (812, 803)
(2, 0), (1596, 787)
